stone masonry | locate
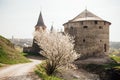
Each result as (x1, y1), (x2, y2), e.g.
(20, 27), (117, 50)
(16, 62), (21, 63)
(63, 9), (111, 57)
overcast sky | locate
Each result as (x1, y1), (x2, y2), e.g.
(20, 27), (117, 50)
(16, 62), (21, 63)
(0, 0), (120, 41)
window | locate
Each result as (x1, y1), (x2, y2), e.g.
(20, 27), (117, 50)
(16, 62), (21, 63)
(94, 21), (98, 24)
(83, 39), (85, 42)
(104, 44), (107, 52)
(83, 26), (88, 28)
(104, 21), (106, 25)
(70, 26), (73, 29)
(81, 21), (83, 25)
(70, 26), (74, 35)
(99, 26), (103, 29)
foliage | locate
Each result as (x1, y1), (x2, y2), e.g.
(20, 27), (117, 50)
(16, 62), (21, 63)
(34, 29), (78, 75)
(0, 35), (29, 64)
(109, 55), (120, 63)
(103, 63), (120, 69)
(22, 52), (41, 56)
(106, 55), (120, 69)
(21, 52), (28, 56)
(35, 62), (63, 80)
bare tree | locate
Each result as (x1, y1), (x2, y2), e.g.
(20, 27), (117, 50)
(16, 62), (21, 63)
(34, 30), (78, 75)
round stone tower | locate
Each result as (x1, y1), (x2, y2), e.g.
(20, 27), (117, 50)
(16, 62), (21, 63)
(63, 9), (111, 57)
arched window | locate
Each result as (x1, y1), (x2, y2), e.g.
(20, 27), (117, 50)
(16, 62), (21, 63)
(104, 44), (107, 52)
(70, 26), (74, 35)
(83, 26), (88, 29)
(94, 21), (98, 24)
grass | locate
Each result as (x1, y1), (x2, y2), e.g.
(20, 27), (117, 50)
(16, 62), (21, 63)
(109, 55), (120, 63)
(35, 62), (63, 80)
(102, 55), (120, 69)
(21, 52), (29, 56)
(0, 35), (30, 64)
(0, 49), (30, 64)
(0, 63), (2, 67)
(0, 63), (6, 67)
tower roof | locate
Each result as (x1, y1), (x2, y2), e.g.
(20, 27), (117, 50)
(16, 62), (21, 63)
(36, 11), (46, 28)
(70, 9), (104, 22)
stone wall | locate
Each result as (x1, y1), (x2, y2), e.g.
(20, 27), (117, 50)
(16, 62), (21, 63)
(23, 47), (32, 53)
(64, 20), (110, 57)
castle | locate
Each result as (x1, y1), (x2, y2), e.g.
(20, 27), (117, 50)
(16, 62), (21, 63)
(24, 9), (111, 57)
(63, 9), (111, 57)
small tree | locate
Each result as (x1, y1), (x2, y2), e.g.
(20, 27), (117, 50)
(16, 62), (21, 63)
(34, 30), (78, 75)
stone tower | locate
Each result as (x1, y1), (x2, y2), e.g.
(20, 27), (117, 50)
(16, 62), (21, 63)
(31, 12), (46, 54)
(63, 9), (111, 57)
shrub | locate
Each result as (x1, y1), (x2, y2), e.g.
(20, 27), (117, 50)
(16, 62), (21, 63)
(34, 30), (78, 75)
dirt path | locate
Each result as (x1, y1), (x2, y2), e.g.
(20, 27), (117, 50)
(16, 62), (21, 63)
(0, 58), (42, 80)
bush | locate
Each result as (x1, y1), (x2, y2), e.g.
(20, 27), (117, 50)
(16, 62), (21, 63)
(34, 30), (78, 75)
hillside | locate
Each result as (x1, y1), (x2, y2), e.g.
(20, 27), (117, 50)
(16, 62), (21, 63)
(0, 35), (29, 64)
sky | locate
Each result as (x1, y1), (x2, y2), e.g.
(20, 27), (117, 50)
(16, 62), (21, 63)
(0, 0), (120, 41)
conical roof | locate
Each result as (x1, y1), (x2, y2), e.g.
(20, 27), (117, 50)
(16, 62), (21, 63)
(36, 12), (46, 28)
(70, 9), (104, 22)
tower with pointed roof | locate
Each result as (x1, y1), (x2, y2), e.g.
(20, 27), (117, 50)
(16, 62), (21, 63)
(63, 9), (111, 58)
(31, 11), (46, 54)
(35, 12), (46, 31)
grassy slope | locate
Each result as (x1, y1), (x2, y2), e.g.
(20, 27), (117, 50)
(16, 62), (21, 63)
(0, 35), (29, 64)
(35, 62), (62, 80)
(0, 63), (2, 67)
